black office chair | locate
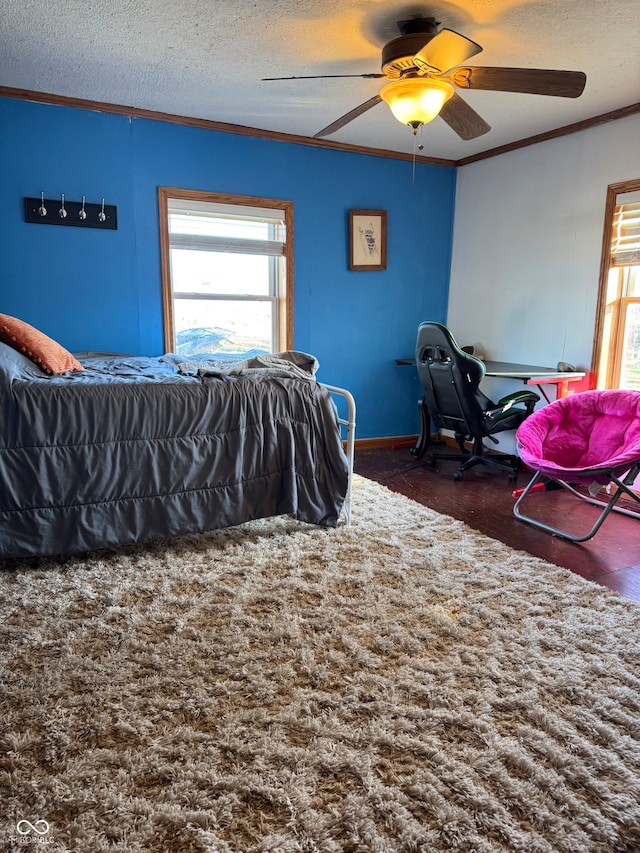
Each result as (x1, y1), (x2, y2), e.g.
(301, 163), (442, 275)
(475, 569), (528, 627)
(414, 322), (540, 480)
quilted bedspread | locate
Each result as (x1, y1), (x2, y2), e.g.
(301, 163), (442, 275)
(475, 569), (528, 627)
(0, 345), (349, 559)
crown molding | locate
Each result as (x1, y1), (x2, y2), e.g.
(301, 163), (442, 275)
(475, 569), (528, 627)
(1, 86), (637, 169)
(455, 102), (640, 166)
(0, 86), (456, 167)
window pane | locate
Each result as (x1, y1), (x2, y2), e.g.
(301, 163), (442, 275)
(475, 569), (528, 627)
(171, 249), (272, 296)
(173, 298), (273, 356)
(606, 266), (621, 303)
(597, 303), (615, 389)
(169, 212), (283, 242)
(619, 301), (640, 391)
(624, 266), (640, 298)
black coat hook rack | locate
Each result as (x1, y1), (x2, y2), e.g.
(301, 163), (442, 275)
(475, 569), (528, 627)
(24, 194), (118, 230)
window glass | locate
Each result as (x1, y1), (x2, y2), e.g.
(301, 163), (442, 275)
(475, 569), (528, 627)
(170, 249), (272, 297)
(173, 299), (273, 355)
(619, 301), (640, 391)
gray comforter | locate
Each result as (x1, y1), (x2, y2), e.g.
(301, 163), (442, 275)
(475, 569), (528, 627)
(0, 345), (349, 559)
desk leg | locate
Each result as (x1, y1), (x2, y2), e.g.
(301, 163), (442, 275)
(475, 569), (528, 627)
(528, 379), (575, 404)
(536, 384), (552, 404)
(525, 378), (552, 404)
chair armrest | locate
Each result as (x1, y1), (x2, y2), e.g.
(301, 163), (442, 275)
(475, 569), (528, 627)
(497, 390), (540, 408)
(484, 390), (540, 425)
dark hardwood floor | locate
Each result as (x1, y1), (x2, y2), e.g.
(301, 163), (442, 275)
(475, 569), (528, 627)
(354, 445), (640, 604)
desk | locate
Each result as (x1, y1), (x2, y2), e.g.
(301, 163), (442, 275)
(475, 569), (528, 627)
(396, 357), (586, 458)
(396, 357), (585, 403)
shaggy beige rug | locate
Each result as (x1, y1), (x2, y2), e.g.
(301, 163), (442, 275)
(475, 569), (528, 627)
(1, 476), (640, 853)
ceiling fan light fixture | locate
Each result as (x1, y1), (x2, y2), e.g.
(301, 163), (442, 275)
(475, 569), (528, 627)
(380, 78), (454, 131)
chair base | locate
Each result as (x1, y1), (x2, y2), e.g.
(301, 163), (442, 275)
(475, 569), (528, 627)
(453, 450), (520, 481)
(423, 436), (521, 481)
(513, 465), (640, 542)
(412, 398), (521, 480)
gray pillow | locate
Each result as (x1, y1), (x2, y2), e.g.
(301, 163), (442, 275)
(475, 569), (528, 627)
(0, 340), (49, 379)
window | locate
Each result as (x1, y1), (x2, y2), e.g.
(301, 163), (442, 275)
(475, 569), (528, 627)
(159, 188), (293, 356)
(593, 180), (640, 391)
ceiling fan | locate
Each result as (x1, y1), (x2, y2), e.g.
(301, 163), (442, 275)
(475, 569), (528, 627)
(263, 17), (587, 141)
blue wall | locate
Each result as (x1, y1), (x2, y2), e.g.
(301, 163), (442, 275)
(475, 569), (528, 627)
(0, 96), (456, 438)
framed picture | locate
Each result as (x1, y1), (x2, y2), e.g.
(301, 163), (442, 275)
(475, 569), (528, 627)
(349, 210), (387, 271)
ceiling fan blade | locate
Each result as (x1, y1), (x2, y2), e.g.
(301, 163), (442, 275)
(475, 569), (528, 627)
(450, 66), (586, 97)
(414, 28), (482, 75)
(438, 92), (491, 140)
(314, 95), (383, 138)
(262, 73), (385, 81)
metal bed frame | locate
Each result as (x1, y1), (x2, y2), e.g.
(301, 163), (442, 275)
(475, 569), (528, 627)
(323, 384), (356, 524)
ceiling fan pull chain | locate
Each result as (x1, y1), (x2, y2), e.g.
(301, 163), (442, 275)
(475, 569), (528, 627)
(412, 125), (426, 184)
(412, 132), (417, 184)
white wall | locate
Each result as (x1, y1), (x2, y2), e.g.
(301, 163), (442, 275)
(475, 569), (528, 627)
(446, 113), (640, 451)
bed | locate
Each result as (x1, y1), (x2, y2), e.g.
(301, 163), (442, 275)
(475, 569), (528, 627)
(0, 341), (355, 560)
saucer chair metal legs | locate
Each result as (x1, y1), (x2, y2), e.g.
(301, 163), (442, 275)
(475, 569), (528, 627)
(513, 388), (640, 542)
(513, 463), (640, 542)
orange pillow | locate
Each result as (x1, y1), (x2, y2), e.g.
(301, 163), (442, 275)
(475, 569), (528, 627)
(0, 314), (84, 375)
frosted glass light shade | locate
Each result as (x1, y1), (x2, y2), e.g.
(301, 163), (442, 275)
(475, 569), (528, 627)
(380, 78), (454, 127)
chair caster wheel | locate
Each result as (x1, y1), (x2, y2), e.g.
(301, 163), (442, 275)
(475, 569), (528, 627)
(425, 458), (437, 468)
(508, 472), (518, 482)
(453, 471), (464, 481)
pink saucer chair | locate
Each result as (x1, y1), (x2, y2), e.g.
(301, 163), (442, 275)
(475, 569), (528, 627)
(514, 389), (640, 541)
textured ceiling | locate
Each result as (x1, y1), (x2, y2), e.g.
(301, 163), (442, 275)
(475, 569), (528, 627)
(1, 0), (639, 161)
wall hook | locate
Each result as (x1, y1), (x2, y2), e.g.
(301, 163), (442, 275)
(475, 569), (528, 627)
(24, 195), (117, 229)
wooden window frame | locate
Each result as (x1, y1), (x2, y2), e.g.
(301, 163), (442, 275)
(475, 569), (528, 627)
(591, 178), (640, 386)
(158, 187), (294, 354)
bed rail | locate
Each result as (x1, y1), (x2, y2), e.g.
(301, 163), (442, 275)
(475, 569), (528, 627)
(322, 384), (356, 524)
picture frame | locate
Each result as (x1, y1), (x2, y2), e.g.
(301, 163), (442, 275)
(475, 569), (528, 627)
(349, 209), (387, 271)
